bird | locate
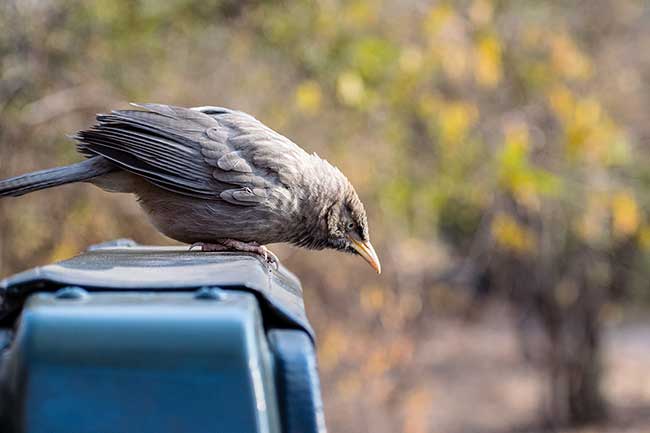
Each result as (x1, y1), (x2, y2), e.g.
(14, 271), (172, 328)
(0, 103), (381, 273)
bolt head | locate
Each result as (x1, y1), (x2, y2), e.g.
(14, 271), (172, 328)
(194, 287), (227, 301)
(54, 286), (89, 300)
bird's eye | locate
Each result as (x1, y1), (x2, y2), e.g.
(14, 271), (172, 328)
(346, 222), (355, 231)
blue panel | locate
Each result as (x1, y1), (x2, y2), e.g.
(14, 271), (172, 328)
(4, 290), (281, 433)
(268, 330), (326, 433)
(0, 245), (315, 341)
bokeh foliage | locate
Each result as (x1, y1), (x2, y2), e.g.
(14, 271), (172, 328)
(2, 0), (650, 431)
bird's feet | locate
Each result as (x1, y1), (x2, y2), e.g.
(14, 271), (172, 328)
(189, 240), (279, 269)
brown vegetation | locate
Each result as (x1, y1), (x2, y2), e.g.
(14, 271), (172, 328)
(2, 1), (650, 431)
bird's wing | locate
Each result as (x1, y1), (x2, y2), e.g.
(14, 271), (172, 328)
(75, 103), (307, 205)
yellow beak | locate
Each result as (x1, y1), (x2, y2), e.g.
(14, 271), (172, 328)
(350, 238), (382, 274)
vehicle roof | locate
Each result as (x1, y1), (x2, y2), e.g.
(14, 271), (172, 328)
(0, 240), (314, 341)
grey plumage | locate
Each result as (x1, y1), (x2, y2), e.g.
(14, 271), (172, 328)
(0, 157), (114, 197)
(0, 103), (381, 273)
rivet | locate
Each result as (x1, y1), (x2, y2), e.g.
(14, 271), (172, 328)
(54, 286), (89, 300)
(194, 287), (227, 301)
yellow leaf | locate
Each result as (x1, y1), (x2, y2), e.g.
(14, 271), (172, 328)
(48, 240), (80, 263)
(399, 46), (423, 74)
(550, 34), (592, 81)
(437, 101), (479, 144)
(574, 97), (602, 127)
(423, 4), (454, 36)
(491, 213), (536, 254)
(475, 33), (502, 88)
(337, 71), (365, 107)
(504, 121), (529, 152)
(295, 80), (322, 115)
(548, 85), (575, 123)
(638, 225), (650, 250)
(612, 192), (640, 237)
(343, 1), (376, 27)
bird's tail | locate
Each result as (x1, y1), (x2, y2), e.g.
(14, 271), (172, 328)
(0, 156), (114, 197)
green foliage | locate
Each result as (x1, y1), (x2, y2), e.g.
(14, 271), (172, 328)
(2, 0), (650, 428)
(2, 0), (648, 281)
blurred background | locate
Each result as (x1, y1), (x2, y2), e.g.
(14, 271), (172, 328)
(1, 1), (650, 432)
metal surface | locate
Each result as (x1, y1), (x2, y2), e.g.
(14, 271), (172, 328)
(0, 290), (281, 433)
(269, 330), (327, 433)
(0, 243), (313, 340)
(0, 240), (327, 433)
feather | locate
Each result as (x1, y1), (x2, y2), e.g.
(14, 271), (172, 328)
(75, 103), (309, 205)
(212, 170), (268, 187)
(219, 188), (259, 206)
(217, 151), (253, 173)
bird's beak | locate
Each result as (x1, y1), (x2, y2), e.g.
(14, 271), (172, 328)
(349, 237), (381, 274)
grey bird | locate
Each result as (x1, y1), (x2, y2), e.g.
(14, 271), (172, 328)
(0, 103), (381, 273)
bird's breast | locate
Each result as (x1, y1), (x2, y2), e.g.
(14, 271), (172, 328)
(135, 184), (300, 245)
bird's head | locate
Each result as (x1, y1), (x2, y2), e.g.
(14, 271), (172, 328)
(326, 190), (381, 274)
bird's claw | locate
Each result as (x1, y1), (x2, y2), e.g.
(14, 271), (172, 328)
(189, 240), (279, 271)
(258, 246), (280, 271)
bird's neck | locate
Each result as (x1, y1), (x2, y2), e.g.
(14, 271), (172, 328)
(287, 155), (347, 250)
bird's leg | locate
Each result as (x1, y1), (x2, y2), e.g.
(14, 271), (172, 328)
(220, 239), (279, 268)
(189, 240), (279, 269)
